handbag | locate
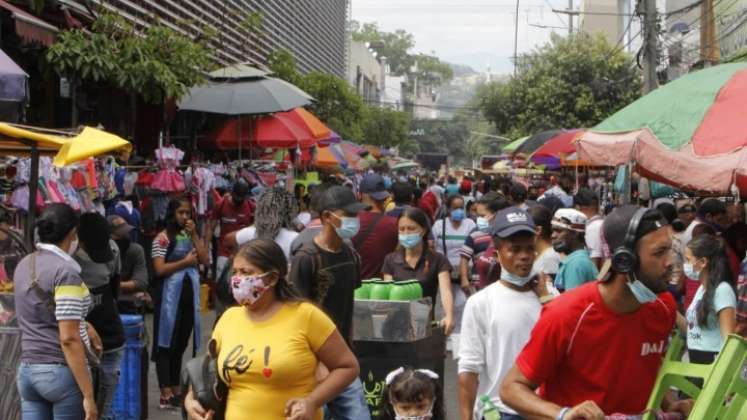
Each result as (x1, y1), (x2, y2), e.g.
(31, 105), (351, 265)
(28, 252), (101, 398)
(182, 338), (227, 420)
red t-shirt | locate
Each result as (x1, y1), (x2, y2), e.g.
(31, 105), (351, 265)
(516, 281), (677, 415)
(353, 211), (399, 279)
(211, 197), (255, 257)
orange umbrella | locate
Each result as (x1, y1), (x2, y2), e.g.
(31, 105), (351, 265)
(287, 108), (331, 140)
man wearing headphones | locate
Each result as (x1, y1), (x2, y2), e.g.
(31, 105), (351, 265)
(500, 205), (692, 419)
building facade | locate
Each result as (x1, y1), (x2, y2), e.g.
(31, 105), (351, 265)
(63, 0), (350, 77)
(347, 40), (384, 105)
(578, 0), (627, 45)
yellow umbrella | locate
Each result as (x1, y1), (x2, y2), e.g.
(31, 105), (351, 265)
(52, 126), (132, 167)
(0, 122), (68, 149)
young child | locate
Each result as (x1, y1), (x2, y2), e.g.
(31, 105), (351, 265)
(378, 367), (445, 420)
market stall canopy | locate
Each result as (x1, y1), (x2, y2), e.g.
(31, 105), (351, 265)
(514, 129), (566, 155)
(178, 76), (313, 115)
(0, 123), (132, 166)
(204, 113), (322, 150)
(53, 126), (133, 166)
(503, 136), (528, 153)
(576, 62), (747, 194)
(318, 130), (341, 146)
(391, 160), (419, 171)
(529, 129), (584, 168)
(0, 0), (58, 46)
(314, 144), (348, 169)
(288, 108), (331, 140)
(209, 63), (269, 81)
(0, 48), (27, 102)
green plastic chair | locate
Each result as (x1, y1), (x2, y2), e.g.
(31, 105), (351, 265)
(687, 334), (747, 420)
(644, 333), (714, 420)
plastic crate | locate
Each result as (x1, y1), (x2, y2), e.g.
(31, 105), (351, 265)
(112, 315), (143, 420)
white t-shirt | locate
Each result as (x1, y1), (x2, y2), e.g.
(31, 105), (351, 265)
(458, 281), (542, 415)
(234, 226), (299, 260)
(533, 247), (561, 275)
(434, 218), (477, 274)
(585, 216), (605, 259)
(296, 212), (312, 227)
(681, 220), (703, 247)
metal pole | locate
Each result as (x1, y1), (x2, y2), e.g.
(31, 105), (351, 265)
(26, 143), (39, 248)
(568, 0), (573, 35)
(237, 116), (242, 162)
(514, 0), (520, 76)
(643, 0), (659, 92)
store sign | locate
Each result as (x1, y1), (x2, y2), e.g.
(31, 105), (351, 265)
(717, 0), (747, 59)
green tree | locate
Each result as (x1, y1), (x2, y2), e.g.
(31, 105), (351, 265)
(299, 72), (368, 141)
(477, 32), (642, 139)
(46, 12), (213, 127)
(412, 53), (454, 86)
(352, 21), (414, 76)
(362, 106), (411, 148)
(267, 49), (302, 85)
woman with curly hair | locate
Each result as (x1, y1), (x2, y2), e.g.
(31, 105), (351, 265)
(227, 186), (300, 259)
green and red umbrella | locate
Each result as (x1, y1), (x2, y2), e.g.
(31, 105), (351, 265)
(576, 62), (747, 194)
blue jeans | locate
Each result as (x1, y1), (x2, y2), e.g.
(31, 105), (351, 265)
(324, 377), (371, 420)
(99, 349), (124, 420)
(17, 363), (84, 420)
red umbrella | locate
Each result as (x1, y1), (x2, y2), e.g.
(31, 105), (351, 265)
(203, 114), (316, 150)
(529, 129), (584, 168)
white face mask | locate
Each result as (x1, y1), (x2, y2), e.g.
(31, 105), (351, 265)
(393, 401), (435, 420)
(68, 238), (79, 255)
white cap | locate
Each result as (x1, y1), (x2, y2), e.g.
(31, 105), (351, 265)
(552, 208), (588, 232)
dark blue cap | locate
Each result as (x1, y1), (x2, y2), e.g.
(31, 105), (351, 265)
(490, 206), (536, 238)
(360, 173), (390, 201)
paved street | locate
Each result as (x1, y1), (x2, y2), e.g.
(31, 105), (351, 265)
(144, 311), (460, 419)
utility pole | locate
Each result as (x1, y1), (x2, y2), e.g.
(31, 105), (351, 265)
(514, 0), (520, 76)
(568, 0), (574, 35)
(642, 0), (659, 92)
(700, 0), (720, 65)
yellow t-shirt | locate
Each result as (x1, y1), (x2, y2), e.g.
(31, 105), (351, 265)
(213, 302), (337, 420)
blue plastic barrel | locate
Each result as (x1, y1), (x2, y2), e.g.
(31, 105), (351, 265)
(112, 314), (143, 420)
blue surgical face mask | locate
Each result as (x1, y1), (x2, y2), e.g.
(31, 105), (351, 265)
(399, 233), (422, 249)
(332, 214), (360, 239)
(497, 256), (533, 286)
(451, 209), (465, 222)
(683, 262), (701, 280)
(476, 216), (491, 233)
(627, 274), (658, 303)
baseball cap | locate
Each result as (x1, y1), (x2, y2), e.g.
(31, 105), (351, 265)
(107, 215), (134, 238)
(603, 205), (668, 251)
(317, 185), (371, 214)
(360, 173), (390, 201)
(490, 207), (536, 238)
(552, 208), (587, 232)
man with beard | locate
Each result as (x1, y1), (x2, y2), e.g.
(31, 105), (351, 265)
(551, 209), (598, 292)
(500, 206), (691, 419)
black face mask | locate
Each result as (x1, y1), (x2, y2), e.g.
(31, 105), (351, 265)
(115, 238), (131, 255)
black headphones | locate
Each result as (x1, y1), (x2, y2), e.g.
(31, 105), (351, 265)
(611, 208), (648, 273)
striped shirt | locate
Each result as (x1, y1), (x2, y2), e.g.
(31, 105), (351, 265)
(14, 244), (92, 364)
(434, 218), (476, 278)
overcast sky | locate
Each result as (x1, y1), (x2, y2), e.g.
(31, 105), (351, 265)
(352, 0), (577, 75)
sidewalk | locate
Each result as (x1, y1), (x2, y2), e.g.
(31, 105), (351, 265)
(144, 310), (459, 419)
